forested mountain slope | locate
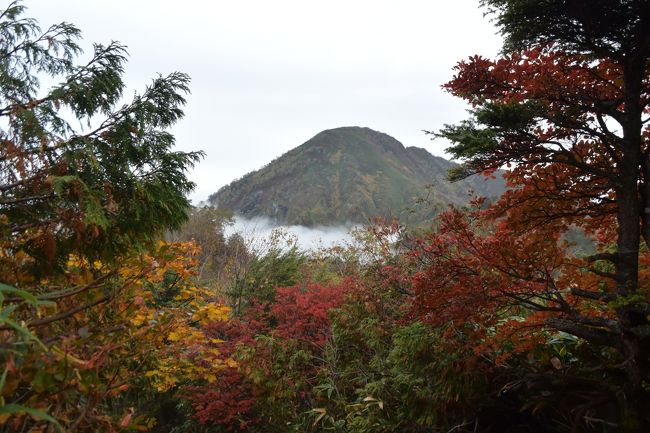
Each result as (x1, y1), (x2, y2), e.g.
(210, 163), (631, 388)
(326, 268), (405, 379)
(209, 127), (505, 226)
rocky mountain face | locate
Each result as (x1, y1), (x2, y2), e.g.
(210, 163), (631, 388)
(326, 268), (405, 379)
(208, 127), (505, 226)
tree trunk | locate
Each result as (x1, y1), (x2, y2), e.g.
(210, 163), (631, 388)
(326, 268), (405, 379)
(640, 159), (650, 248)
(615, 55), (649, 433)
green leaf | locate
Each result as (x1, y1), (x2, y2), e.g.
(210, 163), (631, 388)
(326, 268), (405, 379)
(0, 314), (47, 351)
(0, 368), (7, 394)
(0, 282), (39, 306)
(0, 404), (63, 431)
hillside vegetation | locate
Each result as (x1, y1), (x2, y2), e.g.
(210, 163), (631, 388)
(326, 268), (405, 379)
(4, 2), (650, 433)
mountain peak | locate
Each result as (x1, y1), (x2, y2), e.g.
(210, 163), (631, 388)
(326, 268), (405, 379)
(208, 127), (504, 226)
(298, 127), (407, 159)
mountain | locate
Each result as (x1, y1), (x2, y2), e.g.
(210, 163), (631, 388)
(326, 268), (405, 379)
(208, 127), (505, 226)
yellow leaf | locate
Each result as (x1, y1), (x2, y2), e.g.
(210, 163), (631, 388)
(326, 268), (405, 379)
(550, 357), (563, 370)
(0, 413), (11, 425)
(312, 408), (327, 426)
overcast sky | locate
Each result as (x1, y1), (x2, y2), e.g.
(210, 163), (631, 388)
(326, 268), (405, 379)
(27, 0), (502, 203)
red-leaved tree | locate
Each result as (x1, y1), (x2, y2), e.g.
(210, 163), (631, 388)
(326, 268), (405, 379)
(424, 2), (650, 430)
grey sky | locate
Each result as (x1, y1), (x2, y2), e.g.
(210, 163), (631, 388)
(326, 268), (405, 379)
(27, 0), (502, 203)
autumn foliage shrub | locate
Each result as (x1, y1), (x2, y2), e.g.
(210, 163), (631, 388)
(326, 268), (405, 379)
(0, 2), (226, 431)
(188, 281), (350, 431)
(188, 261), (517, 433)
(1, 240), (233, 432)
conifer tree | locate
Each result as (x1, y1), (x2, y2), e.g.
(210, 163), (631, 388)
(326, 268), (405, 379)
(0, 1), (202, 276)
(0, 2), (204, 429)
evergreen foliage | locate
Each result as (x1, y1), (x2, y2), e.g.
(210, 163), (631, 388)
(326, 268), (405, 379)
(0, 0), (203, 275)
(0, 3), (213, 431)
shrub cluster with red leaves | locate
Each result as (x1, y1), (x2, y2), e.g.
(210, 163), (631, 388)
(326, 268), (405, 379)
(185, 281), (351, 430)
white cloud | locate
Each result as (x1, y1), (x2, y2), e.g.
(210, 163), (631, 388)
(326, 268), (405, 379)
(25, 0), (502, 202)
(225, 216), (355, 252)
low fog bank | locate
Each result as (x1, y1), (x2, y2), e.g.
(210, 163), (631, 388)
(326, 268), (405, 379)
(224, 216), (357, 251)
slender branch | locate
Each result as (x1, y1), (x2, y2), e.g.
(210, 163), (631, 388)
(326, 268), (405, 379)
(570, 287), (615, 301)
(586, 267), (617, 280)
(7, 294), (112, 329)
(586, 252), (618, 263)
(0, 193), (52, 205)
(10, 218), (57, 233)
(5, 272), (117, 302)
(546, 317), (621, 349)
